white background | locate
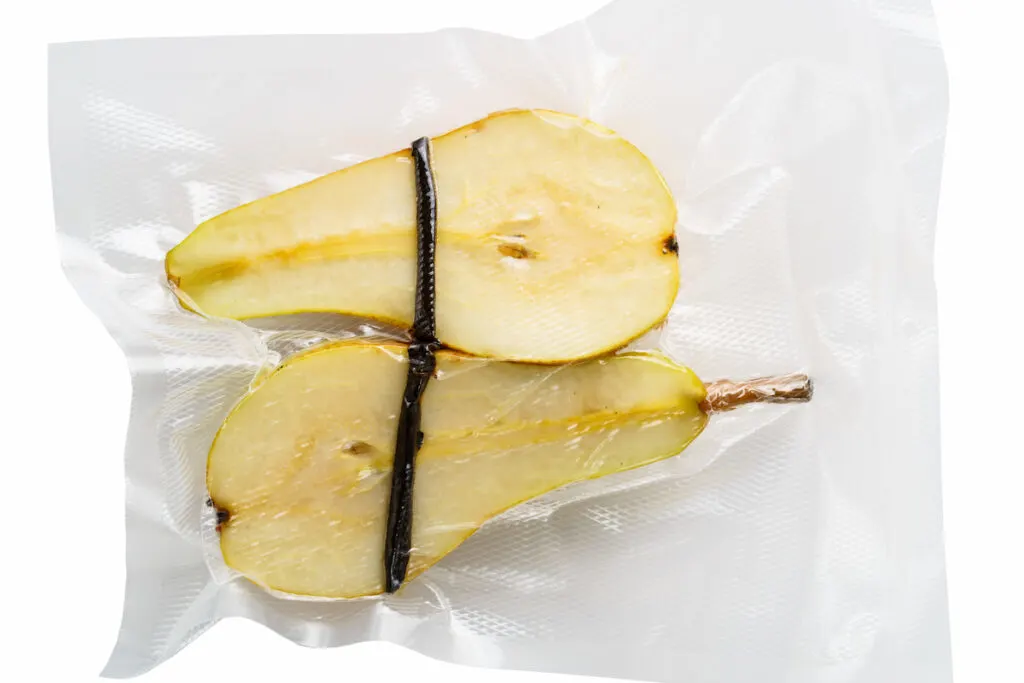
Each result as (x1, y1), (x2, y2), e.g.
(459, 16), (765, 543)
(1, 0), (1021, 681)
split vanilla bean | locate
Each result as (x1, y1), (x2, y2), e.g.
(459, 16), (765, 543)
(384, 137), (440, 594)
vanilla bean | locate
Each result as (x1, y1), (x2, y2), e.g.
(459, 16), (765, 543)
(384, 137), (440, 594)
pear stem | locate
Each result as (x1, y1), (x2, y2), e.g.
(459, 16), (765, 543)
(700, 373), (813, 414)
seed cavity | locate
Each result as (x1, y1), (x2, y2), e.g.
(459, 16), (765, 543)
(342, 440), (373, 455)
(498, 243), (532, 259)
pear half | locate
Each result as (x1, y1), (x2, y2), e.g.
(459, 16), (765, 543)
(208, 341), (708, 598)
(168, 109), (679, 362)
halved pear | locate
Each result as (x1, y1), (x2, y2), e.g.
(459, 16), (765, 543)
(168, 109), (679, 362)
(207, 341), (709, 598)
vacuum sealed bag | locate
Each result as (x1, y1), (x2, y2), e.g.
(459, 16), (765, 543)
(48, 0), (951, 680)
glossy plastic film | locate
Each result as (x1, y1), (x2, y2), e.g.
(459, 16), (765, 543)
(48, 0), (950, 680)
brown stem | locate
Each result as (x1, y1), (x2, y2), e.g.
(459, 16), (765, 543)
(700, 373), (813, 414)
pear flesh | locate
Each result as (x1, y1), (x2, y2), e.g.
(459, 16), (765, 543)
(208, 342), (708, 598)
(168, 109), (679, 362)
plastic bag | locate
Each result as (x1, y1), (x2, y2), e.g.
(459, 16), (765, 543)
(48, 0), (951, 680)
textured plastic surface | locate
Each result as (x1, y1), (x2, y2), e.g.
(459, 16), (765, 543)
(48, 0), (951, 680)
